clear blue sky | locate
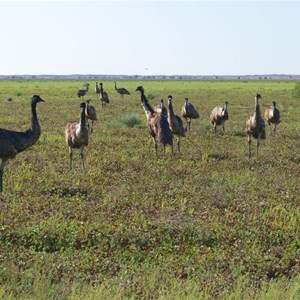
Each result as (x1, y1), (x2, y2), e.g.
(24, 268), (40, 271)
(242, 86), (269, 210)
(0, 0), (299, 75)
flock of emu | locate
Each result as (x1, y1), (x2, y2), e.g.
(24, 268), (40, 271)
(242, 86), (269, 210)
(135, 88), (280, 159)
(0, 82), (281, 192)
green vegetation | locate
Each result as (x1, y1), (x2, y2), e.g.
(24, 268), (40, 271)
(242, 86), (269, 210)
(0, 79), (299, 299)
(292, 82), (300, 99)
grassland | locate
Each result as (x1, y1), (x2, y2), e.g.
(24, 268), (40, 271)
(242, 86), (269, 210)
(0, 79), (299, 299)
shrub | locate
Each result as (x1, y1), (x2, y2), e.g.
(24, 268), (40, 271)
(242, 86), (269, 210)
(106, 114), (142, 129)
(147, 93), (157, 101)
(121, 114), (141, 128)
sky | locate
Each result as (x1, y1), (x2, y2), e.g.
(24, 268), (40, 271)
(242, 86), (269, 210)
(0, 0), (300, 76)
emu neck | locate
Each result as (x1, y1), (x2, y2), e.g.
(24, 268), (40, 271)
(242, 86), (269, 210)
(31, 101), (41, 138)
(139, 90), (145, 103)
(183, 100), (188, 110)
(80, 108), (87, 128)
(139, 91), (154, 117)
(255, 106), (261, 115)
(168, 101), (175, 118)
(255, 98), (261, 115)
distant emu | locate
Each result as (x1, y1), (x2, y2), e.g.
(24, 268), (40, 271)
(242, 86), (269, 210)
(77, 83), (89, 99)
(99, 82), (109, 106)
(246, 94), (266, 157)
(85, 100), (97, 134)
(155, 99), (167, 117)
(167, 95), (186, 155)
(0, 95), (45, 192)
(115, 82), (130, 99)
(95, 82), (100, 97)
(181, 97), (200, 131)
(264, 101), (281, 135)
(210, 101), (229, 133)
(65, 102), (89, 171)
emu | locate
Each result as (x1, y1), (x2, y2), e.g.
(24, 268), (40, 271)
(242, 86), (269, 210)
(167, 95), (186, 155)
(95, 82), (100, 97)
(135, 86), (173, 158)
(85, 100), (97, 134)
(77, 83), (89, 99)
(65, 102), (89, 171)
(181, 97), (200, 131)
(154, 99), (167, 116)
(115, 82), (130, 99)
(210, 101), (229, 133)
(0, 95), (45, 192)
(246, 94), (266, 157)
(264, 101), (281, 135)
(99, 82), (109, 106)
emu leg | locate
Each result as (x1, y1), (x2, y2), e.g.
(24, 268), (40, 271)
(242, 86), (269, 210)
(222, 120), (225, 133)
(80, 146), (86, 171)
(256, 134), (261, 156)
(184, 120), (189, 132)
(69, 147), (73, 170)
(188, 119), (191, 131)
(248, 135), (252, 158)
(91, 121), (94, 135)
(167, 141), (174, 156)
(153, 137), (158, 159)
(273, 124), (277, 136)
(214, 123), (217, 134)
(177, 137), (181, 156)
(0, 159), (7, 193)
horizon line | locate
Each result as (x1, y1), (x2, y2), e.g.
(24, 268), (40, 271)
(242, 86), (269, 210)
(0, 73), (299, 77)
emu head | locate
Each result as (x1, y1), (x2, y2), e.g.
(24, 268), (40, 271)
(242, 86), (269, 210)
(31, 95), (45, 104)
(135, 86), (144, 93)
(222, 101), (229, 114)
(272, 101), (277, 107)
(255, 94), (262, 112)
(167, 95), (173, 104)
(80, 102), (86, 109)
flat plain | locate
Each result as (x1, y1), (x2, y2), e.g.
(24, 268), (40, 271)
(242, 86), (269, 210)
(0, 79), (299, 299)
